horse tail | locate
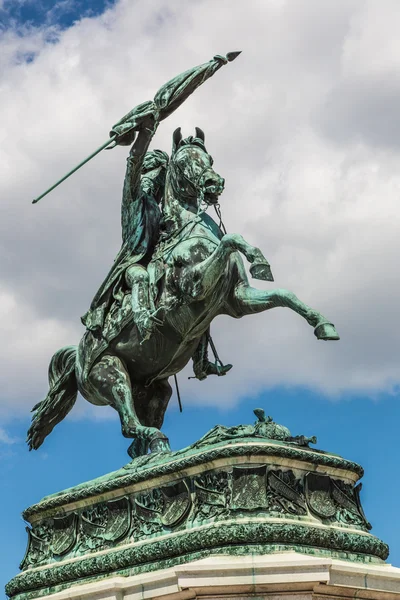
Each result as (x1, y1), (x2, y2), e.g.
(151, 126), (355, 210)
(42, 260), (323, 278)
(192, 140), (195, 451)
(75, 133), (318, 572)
(27, 346), (78, 450)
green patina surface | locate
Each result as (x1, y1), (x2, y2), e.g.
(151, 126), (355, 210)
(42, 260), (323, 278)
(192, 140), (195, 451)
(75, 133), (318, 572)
(23, 419), (363, 521)
(7, 530), (388, 600)
(7, 52), (385, 600)
(27, 52), (340, 462)
(6, 416), (388, 600)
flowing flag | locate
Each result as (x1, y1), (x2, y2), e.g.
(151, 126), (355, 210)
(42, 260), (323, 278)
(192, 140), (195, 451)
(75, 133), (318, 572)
(32, 52), (241, 204)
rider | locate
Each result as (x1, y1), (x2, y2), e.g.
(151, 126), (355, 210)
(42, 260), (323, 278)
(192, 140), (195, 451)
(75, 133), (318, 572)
(82, 114), (231, 380)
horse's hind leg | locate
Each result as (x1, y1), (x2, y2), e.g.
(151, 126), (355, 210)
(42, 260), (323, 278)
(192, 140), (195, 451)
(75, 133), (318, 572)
(127, 378), (173, 459)
(143, 378), (173, 430)
(233, 286), (339, 340)
(87, 354), (170, 455)
(87, 355), (141, 435)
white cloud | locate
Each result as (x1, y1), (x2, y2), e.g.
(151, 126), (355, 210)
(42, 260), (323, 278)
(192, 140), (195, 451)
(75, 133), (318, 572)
(1, 0), (400, 424)
(0, 288), (81, 417)
(0, 427), (18, 444)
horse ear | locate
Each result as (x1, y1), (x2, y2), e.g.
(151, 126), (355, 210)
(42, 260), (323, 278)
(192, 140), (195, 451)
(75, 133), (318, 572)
(172, 127), (182, 153)
(195, 127), (205, 142)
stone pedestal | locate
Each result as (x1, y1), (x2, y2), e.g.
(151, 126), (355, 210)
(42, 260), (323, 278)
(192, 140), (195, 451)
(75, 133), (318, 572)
(8, 553), (400, 600)
(6, 424), (398, 600)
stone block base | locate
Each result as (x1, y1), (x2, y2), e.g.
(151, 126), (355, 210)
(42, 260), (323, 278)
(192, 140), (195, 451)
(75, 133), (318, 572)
(20, 553), (400, 600)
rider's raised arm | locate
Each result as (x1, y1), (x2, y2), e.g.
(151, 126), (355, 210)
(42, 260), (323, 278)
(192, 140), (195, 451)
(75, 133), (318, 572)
(121, 125), (155, 244)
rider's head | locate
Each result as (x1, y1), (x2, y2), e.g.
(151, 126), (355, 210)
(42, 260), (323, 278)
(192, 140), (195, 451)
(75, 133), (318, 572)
(141, 149), (169, 204)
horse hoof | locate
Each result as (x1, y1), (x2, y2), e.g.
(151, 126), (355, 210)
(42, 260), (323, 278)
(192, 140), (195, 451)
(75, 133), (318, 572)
(149, 431), (171, 454)
(127, 437), (148, 459)
(314, 322), (340, 341)
(250, 262), (274, 282)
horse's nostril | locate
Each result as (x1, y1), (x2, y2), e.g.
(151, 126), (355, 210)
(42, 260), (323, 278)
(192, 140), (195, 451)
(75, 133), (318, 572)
(204, 175), (224, 191)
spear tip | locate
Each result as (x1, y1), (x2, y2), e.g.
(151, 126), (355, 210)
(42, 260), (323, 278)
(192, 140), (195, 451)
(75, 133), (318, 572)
(226, 51), (242, 62)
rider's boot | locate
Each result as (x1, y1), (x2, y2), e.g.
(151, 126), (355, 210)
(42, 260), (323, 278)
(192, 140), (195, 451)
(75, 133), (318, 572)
(195, 361), (233, 380)
(128, 265), (164, 342)
(192, 331), (232, 381)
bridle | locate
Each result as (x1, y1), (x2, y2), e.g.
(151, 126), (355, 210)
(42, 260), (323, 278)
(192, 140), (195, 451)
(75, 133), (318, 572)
(167, 145), (222, 206)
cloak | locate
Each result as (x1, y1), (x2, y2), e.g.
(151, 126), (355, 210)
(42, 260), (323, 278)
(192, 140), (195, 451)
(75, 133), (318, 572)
(81, 190), (161, 335)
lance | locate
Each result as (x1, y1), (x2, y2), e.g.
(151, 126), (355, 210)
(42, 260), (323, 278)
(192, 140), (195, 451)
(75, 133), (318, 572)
(32, 51), (241, 204)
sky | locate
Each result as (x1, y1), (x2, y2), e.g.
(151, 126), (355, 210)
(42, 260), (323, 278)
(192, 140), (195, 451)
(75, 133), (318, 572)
(1, 0), (400, 593)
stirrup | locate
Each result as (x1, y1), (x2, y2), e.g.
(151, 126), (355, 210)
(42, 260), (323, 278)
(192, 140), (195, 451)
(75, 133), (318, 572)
(214, 362), (233, 377)
(192, 361), (233, 381)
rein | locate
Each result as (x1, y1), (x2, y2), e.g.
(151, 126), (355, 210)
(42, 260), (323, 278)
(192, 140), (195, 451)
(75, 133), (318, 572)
(214, 203), (227, 235)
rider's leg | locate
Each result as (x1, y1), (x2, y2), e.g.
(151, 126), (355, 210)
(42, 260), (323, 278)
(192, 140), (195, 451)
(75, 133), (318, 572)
(192, 328), (232, 380)
(232, 284), (339, 340)
(126, 265), (164, 342)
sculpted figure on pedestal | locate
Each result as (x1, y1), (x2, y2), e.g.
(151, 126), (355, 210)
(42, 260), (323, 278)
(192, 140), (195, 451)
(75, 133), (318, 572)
(27, 53), (339, 459)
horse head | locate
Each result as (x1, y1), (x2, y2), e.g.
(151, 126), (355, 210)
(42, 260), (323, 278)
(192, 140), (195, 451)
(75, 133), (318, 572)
(167, 127), (225, 212)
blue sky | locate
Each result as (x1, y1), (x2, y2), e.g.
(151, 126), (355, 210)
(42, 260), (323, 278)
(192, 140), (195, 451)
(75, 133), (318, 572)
(0, 0), (114, 30)
(2, 388), (400, 589)
(2, 0), (400, 594)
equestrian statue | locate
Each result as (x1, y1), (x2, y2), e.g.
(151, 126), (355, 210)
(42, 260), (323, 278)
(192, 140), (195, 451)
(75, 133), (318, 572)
(27, 52), (339, 459)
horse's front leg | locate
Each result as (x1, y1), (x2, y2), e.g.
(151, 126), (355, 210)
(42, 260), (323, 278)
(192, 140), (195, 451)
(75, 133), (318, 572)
(224, 234), (274, 282)
(179, 233), (272, 300)
(233, 283), (340, 341)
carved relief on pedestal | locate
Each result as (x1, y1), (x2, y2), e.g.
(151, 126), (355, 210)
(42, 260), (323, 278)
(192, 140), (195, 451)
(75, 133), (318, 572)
(266, 470), (307, 516)
(18, 460), (374, 572)
(305, 473), (371, 530)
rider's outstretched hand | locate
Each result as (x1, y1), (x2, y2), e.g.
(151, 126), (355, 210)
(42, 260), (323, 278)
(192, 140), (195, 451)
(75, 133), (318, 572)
(109, 101), (160, 147)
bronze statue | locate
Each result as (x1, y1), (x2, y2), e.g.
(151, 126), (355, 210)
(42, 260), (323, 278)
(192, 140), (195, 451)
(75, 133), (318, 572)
(27, 53), (339, 459)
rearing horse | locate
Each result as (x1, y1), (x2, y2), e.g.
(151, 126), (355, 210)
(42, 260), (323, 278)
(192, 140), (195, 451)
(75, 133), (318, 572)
(27, 128), (339, 458)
